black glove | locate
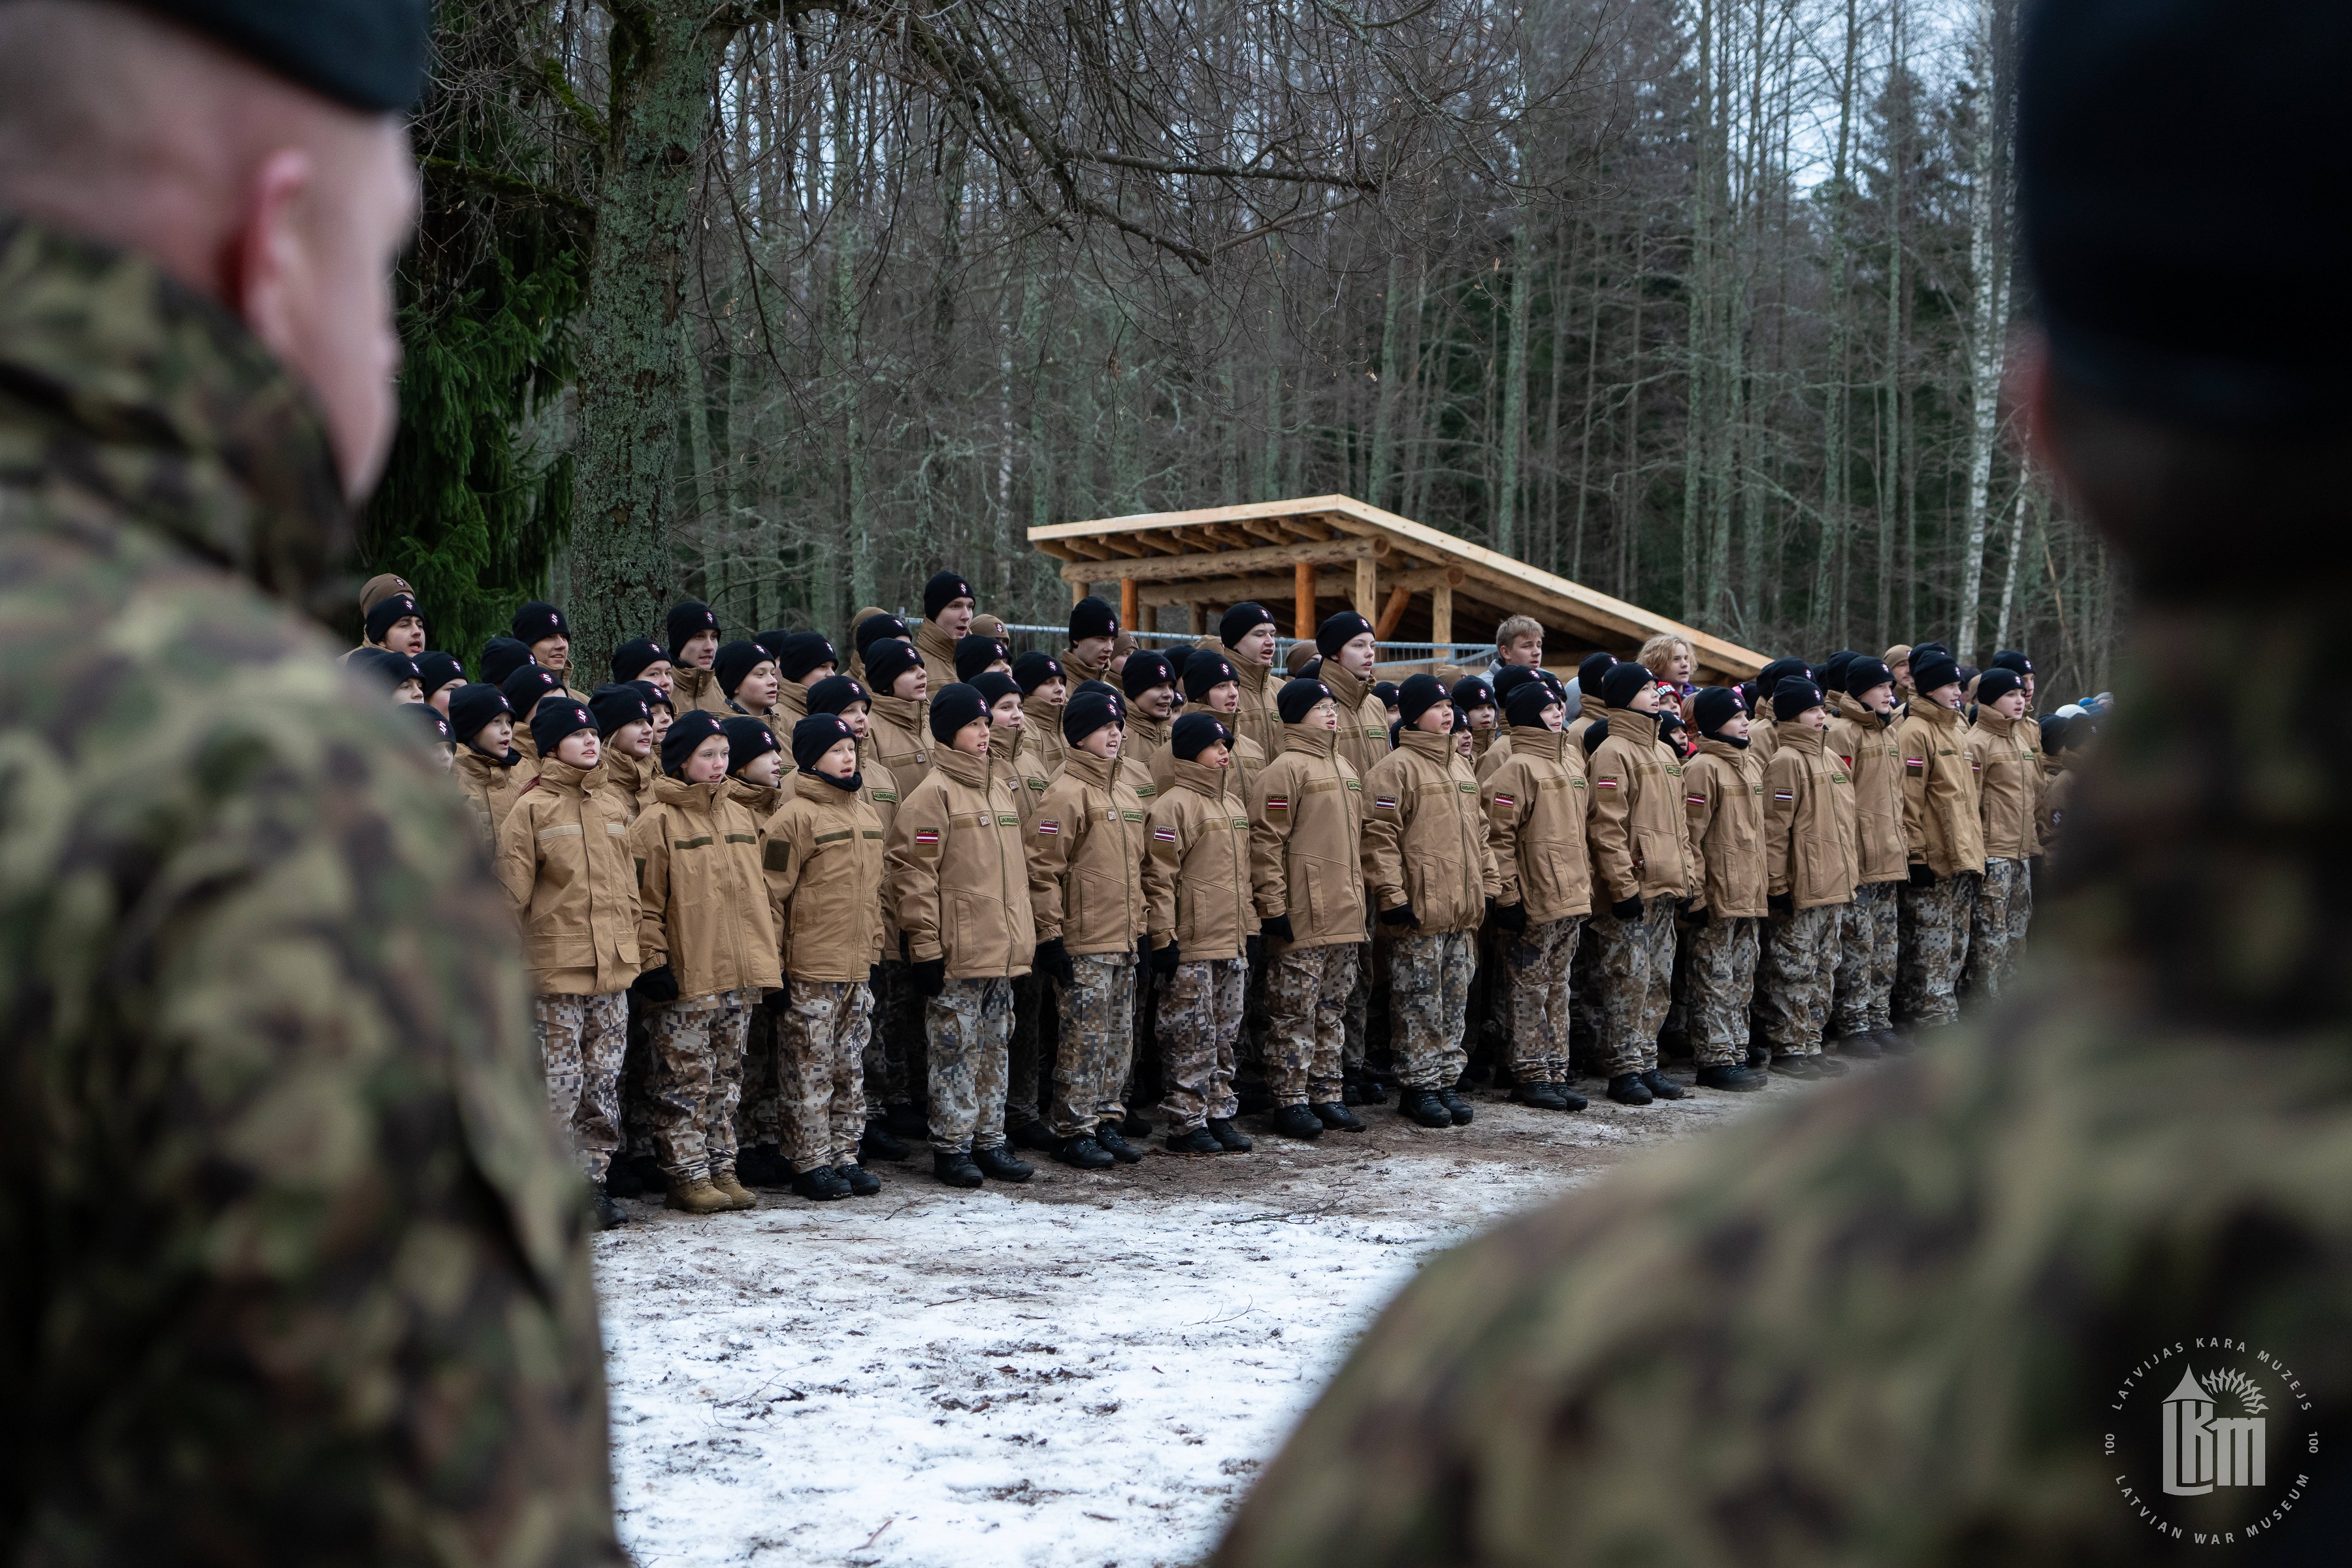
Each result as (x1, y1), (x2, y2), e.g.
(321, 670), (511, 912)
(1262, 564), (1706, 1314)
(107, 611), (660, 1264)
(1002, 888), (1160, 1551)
(630, 963), (679, 1003)
(869, 964), (882, 987)
(913, 957), (947, 998)
(1246, 933), (1266, 964)
(1137, 936), (1154, 968)
(1152, 938), (1180, 975)
(1908, 862), (1936, 889)
(1034, 936), (1076, 987)
(1767, 892), (1795, 917)
(1492, 900), (1529, 933)
(1610, 895), (1643, 922)
(1680, 899), (1708, 927)
(761, 981), (791, 1016)
(1262, 914), (1294, 945)
(1379, 902), (1418, 928)
(899, 930), (911, 962)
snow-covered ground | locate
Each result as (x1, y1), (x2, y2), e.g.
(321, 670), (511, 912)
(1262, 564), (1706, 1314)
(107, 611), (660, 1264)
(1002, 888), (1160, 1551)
(596, 1073), (1800, 1566)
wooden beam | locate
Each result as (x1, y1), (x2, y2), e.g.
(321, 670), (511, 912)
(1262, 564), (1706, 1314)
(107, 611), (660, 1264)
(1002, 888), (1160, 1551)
(1054, 535), (1375, 587)
(1431, 581), (1454, 647)
(1071, 579), (1087, 607)
(1374, 585), (1413, 640)
(1354, 554), (1377, 617)
(1120, 577), (1139, 632)
(1294, 561), (1315, 640)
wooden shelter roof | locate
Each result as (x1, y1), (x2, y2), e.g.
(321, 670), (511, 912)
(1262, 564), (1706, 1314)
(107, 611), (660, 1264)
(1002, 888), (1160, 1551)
(1028, 495), (1767, 682)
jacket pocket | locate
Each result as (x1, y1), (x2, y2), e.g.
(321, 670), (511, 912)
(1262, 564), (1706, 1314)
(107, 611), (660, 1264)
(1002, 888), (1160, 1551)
(1635, 828), (1680, 892)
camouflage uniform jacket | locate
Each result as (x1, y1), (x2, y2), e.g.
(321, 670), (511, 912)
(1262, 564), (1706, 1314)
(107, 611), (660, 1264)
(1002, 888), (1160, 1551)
(0, 216), (619, 1560)
(1215, 591), (2352, 1564)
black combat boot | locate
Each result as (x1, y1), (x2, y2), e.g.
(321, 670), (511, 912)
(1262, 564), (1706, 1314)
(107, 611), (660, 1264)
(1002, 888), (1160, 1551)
(1555, 1082), (1590, 1111)
(1358, 1077), (1388, 1105)
(838, 1163), (883, 1196)
(1510, 1083), (1566, 1110)
(791, 1165), (852, 1201)
(972, 1144), (1035, 1183)
(1398, 1088), (1454, 1128)
(1094, 1123), (1145, 1164)
(1121, 1109), (1154, 1138)
(629, 1152), (668, 1194)
(1206, 1118), (1254, 1152)
(1746, 1045), (1772, 1071)
(1009, 1118), (1058, 1151)
(1874, 1028), (1916, 1055)
(1639, 1070), (1687, 1102)
(1437, 1087), (1476, 1124)
(1772, 1054), (1823, 1080)
(859, 1120), (911, 1163)
(1311, 1101), (1365, 1132)
(1056, 1135), (1115, 1170)
(1269, 1103), (1325, 1139)
(887, 1103), (928, 1139)
(934, 1150), (985, 1188)
(1342, 1081), (1363, 1105)
(604, 1159), (642, 1200)
(1815, 1054), (1852, 1076)
(1164, 1127), (1222, 1154)
(1606, 1072), (1654, 1105)
(737, 1143), (789, 1187)
(1835, 1030), (1883, 1059)
(1695, 1064), (1768, 1092)
(591, 1182), (628, 1230)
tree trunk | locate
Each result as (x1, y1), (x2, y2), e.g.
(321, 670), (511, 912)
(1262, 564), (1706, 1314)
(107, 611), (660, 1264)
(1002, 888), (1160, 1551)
(1495, 199), (1533, 559)
(1955, 0), (2010, 663)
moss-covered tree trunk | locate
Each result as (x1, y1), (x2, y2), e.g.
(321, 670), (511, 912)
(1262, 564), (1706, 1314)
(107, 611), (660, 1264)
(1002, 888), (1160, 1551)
(568, 2), (730, 675)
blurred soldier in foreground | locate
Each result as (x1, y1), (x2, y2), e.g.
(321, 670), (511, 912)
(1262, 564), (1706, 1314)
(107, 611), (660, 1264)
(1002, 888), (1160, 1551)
(0, 1), (619, 1560)
(1216, 0), (2352, 1561)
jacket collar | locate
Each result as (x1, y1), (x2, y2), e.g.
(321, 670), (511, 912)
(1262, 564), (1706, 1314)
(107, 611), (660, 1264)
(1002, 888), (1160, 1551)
(536, 758), (594, 794)
(1319, 657), (1370, 709)
(1775, 721), (1826, 755)
(1228, 649), (1271, 693)
(1837, 690), (1891, 728)
(1509, 725), (1567, 762)
(0, 214), (348, 617)
(917, 619), (959, 665)
(1279, 723), (1338, 759)
(1912, 695), (1967, 732)
(727, 776), (778, 815)
(1064, 749), (1119, 790)
(1062, 648), (1106, 686)
(1698, 736), (1752, 765)
(1579, 693), (1607, 723)
(1169, 757), (1235, 800)
(1606, 706), (1659, 743)
(1398, 728), (1456, 766)
(934, 745), (990, 789)
(796, 770), (861, 809)
(672, 666), (716, 700)
(1126, 709), (1171, 745)
(1022, 694), (1065, 734)
(872, 692), (926, 730)
(653, 776), (721, 810)
(1975, 708), (2023, 740)
(604, 747), (647, 793)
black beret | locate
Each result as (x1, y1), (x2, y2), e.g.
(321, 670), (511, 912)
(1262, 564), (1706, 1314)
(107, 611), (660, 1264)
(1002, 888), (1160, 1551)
(611, 638), (670, 684)
(530, 700), (596, 759)
(1315, 611), (1375, 657)
(924, 571), (976, 621)
(510, 600), (567, 645)
(413, 650), (465, 696)
(955, 634), (1007, 685)
(363, 591), (419, 644)
(137, 0), (430, 112)
(864, 638), (922, 696)
(807, 674), (871, 716)
(1063, 689), (1124, 747)
(1172, 712), (1233, 761)
(500, 664), (562, 719)
(1693, 685), (1748, 737)
(1772, 679), (1825, 723)
(477, 636), (534, 688)
(1012, 651), (1065, 695)
(1220, 602), (1277, 648)
(1069, 596), (1120, 644)
(929, 683), (990, 743)
(1396, 673), (1449, 727)
(1277, 678), (1334, 726)
(792, 715), (858, 776)
(721, 715), (780, 774)
(1601, 662), (1655, 710)
(590, 684), (651, 736)
(661, 710), (726, 778)
(1122, 651), (1178, 698)
(666, 600), (721, 652)
(448, 683), (512, 747)
(713, 640), (774, 698)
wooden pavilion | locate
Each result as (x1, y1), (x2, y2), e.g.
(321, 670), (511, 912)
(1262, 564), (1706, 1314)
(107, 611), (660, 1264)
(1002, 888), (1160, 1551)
(1028, 495), (1767, 682)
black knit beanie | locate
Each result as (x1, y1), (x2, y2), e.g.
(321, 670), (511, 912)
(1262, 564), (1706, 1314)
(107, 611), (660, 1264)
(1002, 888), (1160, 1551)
(611, 637), (668, 684)
(1846, 659), (1895, 698)
(1183, 651), (1238, 702)
(721, 715), (780, 775)
(1756, 657), (1811, 702)
(955, 634), (1007, 684)
(714, 640), (773, 698)
(924, 570), (976, 621)
(1772, 679), (1826, 723)
(1452, 704), (1473, 733)
(1069, 595), (1120, 643)
(364, 591), (420, 645)
(1277, 678), (1334, 725)
(1912, 641), (1951, 663)
(1171, 712), (1232, 761)
(855, 613), (909, 657)
(414, 650), (465, 698)
(774, 632), (838, 683)
(1396, 673), (1449, 727)
(1451, 675), (1495, 713)
(792, 714), (857, 775)
(510, 600), (566, 646)
(406, 703), (453, 747)
(1373, 680), (1400, 707)
(972, 671), (1021, 711)
(1990, 649), (2033, 678)
(929, 683), (989, 743)
(348, 646), (419, 693)
(1576, 651), (1617, 691)
(501, 664), (562, 719)
(807, 674), (870, 716)
(1122, 650), (1178, 698)
(591, 684), (651, 736)
(1316, 610), (1375, 657)
(448, 684), (513, 749)
(1582, 717), (1610, 755)
(665, 600), (719, 653)
(1976, 668), (2025, 707)
(1912, 653), (1963, 696)
(1492, 665), (1540, 702)
(864, 639), (921, 696)
(530, 699), (596, 759)
(1063, 689), (1124, 746)
(662, 710), (725, 777)
(1821, 650), (1860, 693)
(1220, 602), (1277, 649)
(1601, 662), (1655, 710)
(1693, 685), (1748, 737)
(478, 636), (534, 688)
(630, 679), (674, 715)
(1539, 670), (1568, 702)
(1504, 681), (1558, 729)
(1013, 652), (1064, 694)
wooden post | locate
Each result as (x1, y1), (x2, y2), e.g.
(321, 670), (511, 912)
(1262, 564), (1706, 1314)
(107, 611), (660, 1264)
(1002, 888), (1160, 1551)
(1430, 580), (1454, 670)
(1355, 555), (1377, 617)
(1186, 602), (1203, 636)
(1294, 560), (1315, 640)
(1071, 578), (1088, 607)
(1374, 584), (1413, 640)
(1120, 577), (1139, 632)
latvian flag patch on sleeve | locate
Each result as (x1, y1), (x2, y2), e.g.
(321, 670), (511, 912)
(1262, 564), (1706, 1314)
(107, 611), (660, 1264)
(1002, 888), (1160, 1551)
(1266, 795), (1290, 811)
(1686, 792), (1708, 806)
(1375, 796), (1397, 811)
(1595, 777), (1618, 789)
(913, 829), (940, 845)
(1493, 793), (1515, 809)
(1774, 791), (1794, 802)
(1036, 821), (1060, 836)
(1153, 826), (1178, 842)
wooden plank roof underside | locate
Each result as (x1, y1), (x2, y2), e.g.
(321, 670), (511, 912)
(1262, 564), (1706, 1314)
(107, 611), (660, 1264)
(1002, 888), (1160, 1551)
(1028, 495), (1766, 683)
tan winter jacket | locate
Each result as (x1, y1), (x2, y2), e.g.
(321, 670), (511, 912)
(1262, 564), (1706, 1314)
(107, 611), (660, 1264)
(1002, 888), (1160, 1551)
(1122, 711), (1172, 796)
(2038, 754), (2072, 849)
(1586, 709), (1697, 905)
(1026, 749), (1149, 955)
(668, 663), (732, 719)
(1318, 659), (1392, 781)
(1150, 725), (1265, 802)
(1827, 694), (1908, 886)
(1896, 698), (1987, 877)
(1247, 723), (1366, 950)
(455, 746), (528, 848)
(1565, 691), (1607, 747)
(1226, 646), (1282, 761)
(1682, 737), (1767, 918)
(495, 758), (642, 994)
(760, 776), (886, 981)
(1362, 730), (1501, 936)
(993, 727), (1053, 829)
(916, 618), (960, 695)
(1475, 731), (1514, 784)
(886, 746), (1036, 979)
(597, 745), (658, 822)
(1022, 694), (1069, 778)
(868, 692), (934, 795)
(726, 776), (778, 824)
(1480, 726), (1593, 924)
(1968, 709), (2042, 862)
(1144, 757), (1258, 961)
(1765, 723), (1858, 910)
(628, 776), (782, 1000)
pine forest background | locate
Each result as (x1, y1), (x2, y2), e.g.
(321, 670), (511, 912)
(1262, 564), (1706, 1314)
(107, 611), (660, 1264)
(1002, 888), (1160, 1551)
(363, 0), (2122, 706)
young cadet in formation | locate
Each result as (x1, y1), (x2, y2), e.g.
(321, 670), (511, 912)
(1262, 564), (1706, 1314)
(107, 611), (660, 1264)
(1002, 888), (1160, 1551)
(1453, 676), (1499, 770)
(769, 632), (838, 727)
(1676, 685), (1770, 1090)
(1582, 661), (1693, 1106)
(1363, 675), (1499, 1129)
(1478, 677), (1593, 1109)
(1312, 612), (1391, 778)
(759, 714), (889, 1202)
(886, 682), (1038, 1188)
(719, 718), (791, 1182)
(501, 664), (563, 780)
(662, 600), (729, 716)
(1965, 665), (2039, 999)
(1249, 677), (1367, 1140)
(1893, 650), (1985, 1030)
(512, 600), (589, 703)
(1117, 651), (1181, 783)
(862, 637), (934, 794)
(1026, 687), (1152, 1169)
(591, 683), (659, 819)
(1145, 713), (1260, 1154)
(846, 608), (902, 687)
(627, 709), (781, 1215)
(1154, 649), (1266, 797)
(1215, 601), (1284, 760)
(1015, 651), (1071, 777)
(1756, 679), (1858, 1077)
(973, 671), (1049, 825)
(408, 702), (457, 768)
(2035, 711), (2085, 850)
(494, 697), (642, 1230)
(916, 570), (978, 692)
(1061, 594), (1120, 687)
(953, 632), (1005, 687)
(715, 640), (783, 738)
(1825, 657), (1907, 1053)
(1567, 652), (1614, 745)
(1745, 657), (1810, 771)
(611, 634), (673, 700)
(450, 682), (525, 845)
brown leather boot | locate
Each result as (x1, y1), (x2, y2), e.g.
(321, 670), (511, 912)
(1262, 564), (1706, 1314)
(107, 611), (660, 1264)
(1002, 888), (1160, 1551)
(665, 1177), (734, 1215)
(708, 1169), (759, 1209)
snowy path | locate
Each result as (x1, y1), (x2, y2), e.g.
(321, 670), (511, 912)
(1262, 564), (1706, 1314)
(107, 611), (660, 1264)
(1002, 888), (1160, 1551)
(596, 1076), (1796, 1566)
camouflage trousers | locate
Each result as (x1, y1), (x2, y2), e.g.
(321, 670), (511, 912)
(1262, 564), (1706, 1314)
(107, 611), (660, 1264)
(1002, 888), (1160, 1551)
(1567, 923), (1603, 1071)
(1965, 857), (2032, 1002)
(1158, 956), (1246, 1131)
(1007, 970), (1054, 1134)
(780, 980), (874, 1173)
(1897, 870), (1978, 1028)
(649, 988), (757, 1184)
(1265, 943), (1361, 1105)
(1588, 898), (1678, 1077)
(1341, 921), (1375, 1083)
(1389, 929), (1477, 1090)
(927, 977), (1014, 1155)
(1757, 902), (1843, 1056)
(1053, 952), (1137, 1139)
(1502, 915), (1582, 1084)
(736, 1003), (781, 1151)
(871, 959), (923, 1119)
(623, 994), (657, 1158)
(1682, 916), (1760, 1067)
(1833, 881), (1901, 1036)
(532, 990), (628, 1180)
